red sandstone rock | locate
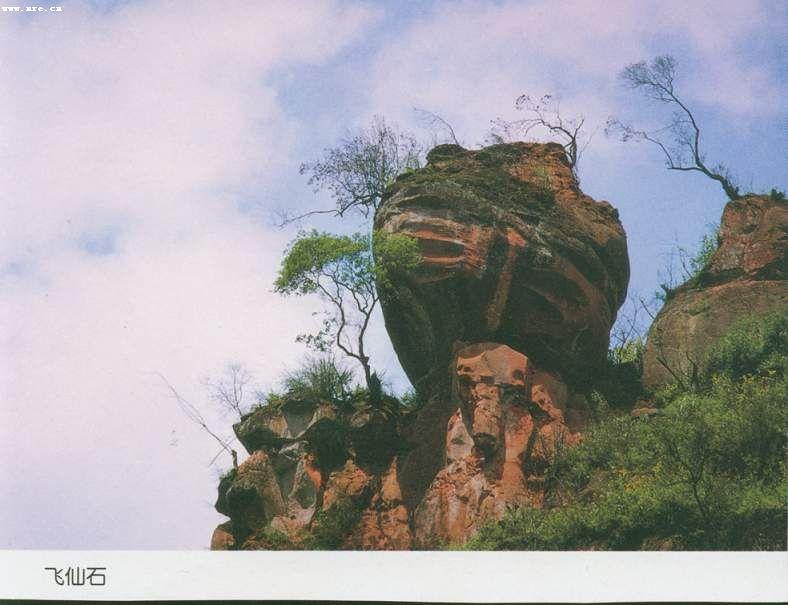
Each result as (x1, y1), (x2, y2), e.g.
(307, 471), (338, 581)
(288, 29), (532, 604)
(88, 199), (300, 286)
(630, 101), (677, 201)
(375, 142), (629, 391)
(413, 342), (585, 547)
(210, 521), (235, 550)
(643, 194), (787, 389)
(348, 459), (412, 550)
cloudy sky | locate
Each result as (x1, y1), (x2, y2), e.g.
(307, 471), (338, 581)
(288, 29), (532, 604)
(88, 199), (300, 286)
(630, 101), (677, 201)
(1, 0), (785, 549)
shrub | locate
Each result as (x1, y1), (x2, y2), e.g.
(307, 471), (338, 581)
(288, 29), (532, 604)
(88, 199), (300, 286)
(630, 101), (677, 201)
(282, 356), (355, 408)
(302, 496), (365, 550)
(248, 526), (296, 550)
(705, 311), (787, 382)
(398, 388), (425, 411)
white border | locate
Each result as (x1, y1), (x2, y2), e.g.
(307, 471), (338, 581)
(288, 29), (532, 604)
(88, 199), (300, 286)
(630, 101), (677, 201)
(1, 551), (787, 602)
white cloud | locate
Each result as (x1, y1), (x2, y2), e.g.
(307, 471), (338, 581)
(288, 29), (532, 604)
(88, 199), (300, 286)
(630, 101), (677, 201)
(0, 0), (377, 548)
(367, 0), (782, 145)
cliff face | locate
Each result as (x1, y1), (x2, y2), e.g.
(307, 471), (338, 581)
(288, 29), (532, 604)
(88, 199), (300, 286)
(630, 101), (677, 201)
(643, 194), (788, 389)
(211, 142), (630, 550)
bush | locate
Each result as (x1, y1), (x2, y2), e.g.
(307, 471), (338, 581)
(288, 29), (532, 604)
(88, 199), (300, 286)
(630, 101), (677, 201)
(281, 356), (355, 408)
(302, 496), (365, 550)
(705, 311), (787, 382)
(247, 526), (296, 550)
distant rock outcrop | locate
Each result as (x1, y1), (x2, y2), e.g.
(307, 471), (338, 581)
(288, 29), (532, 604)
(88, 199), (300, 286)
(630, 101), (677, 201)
(210, 142), (630, 549)
(643, 194), (788, 390)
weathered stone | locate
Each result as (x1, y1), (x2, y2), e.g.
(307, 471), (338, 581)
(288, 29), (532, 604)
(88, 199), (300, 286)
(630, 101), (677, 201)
(323, 459), (373, 509)
(233, 398), (338, 455)
(210, 521), (235, 550)
(643, 194), (788, 389)
(413, 343), (584, 546)
(347, 459), (412, 550)
(375, 142), (630, 391)
(220, 451), (287, 537)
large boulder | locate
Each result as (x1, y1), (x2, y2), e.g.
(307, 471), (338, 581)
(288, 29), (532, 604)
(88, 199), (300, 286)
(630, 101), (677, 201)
(375, 142), (629, 390)
(643, 194), (788, 389)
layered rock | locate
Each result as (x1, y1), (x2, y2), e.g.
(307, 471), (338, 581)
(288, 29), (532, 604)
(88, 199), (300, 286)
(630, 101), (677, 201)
(211, 142), (630, 549)
(375, 142), (629, 391)
(643, 194), (788, 389)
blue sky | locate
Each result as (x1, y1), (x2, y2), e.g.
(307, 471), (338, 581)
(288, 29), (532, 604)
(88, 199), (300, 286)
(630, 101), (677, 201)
(1, 0), (785, 549)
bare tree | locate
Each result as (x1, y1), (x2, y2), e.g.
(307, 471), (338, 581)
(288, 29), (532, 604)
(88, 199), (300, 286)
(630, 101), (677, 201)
(606, 55), (740, 201)
(414, 108), (461, 146)
(277, 116), (422, 226)
(489, 94), (589, 171)
(156, 372), (238, 468)
(202, 362), (252, 418)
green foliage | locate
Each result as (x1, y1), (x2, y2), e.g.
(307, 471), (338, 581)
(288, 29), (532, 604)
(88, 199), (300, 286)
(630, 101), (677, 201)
(398, 388), (425, 411)
(768, 188), (784, 202)
(465, 314), (787, 550)
(705, 311), (787, 382)
(274, 229), (420, 391)
(302, 496), (365, 550)
(281, 356), (355, 408)
(608, 335), (645, 366)
(274, 230), (371, 298)
(274, 229), (420, 315)
(372, 229), (423, 292)
(249, 526), (296, 550)
(689, 228), (719, 277)
(656, 226), (720, 302)
(592, 337), (646, 411)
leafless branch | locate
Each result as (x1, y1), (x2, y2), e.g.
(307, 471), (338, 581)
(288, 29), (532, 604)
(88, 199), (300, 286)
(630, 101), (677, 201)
(414, 108), (460, 145)
(202, 363), (253, 418)
(489, 93), (587, 171)
(606, 54), (740, 200)
(278, 116), (422, 227)
(155, 372), (238, 468)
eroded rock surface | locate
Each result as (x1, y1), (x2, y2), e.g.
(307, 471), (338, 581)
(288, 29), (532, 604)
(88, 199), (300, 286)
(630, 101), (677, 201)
(413, 343), (584, 546)
(376, 142), (628, 514)
(643, 194), (788, 389)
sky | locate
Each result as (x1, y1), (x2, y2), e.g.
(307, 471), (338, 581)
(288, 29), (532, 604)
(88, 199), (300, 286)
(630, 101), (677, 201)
(0, 0), (785, 549)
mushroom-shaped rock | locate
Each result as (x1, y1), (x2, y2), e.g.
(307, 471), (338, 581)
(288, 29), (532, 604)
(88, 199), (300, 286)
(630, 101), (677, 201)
(375, 142), (629, 391)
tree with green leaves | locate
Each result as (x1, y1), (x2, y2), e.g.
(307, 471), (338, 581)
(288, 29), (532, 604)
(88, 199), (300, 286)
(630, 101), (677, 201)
(606, 54), (740, 201)
(274, 229), (420, 405)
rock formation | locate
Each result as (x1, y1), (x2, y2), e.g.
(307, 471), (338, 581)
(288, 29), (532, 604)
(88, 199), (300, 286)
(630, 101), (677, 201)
(375, 142), (629, 530)
(643, 194), (788, 389)
(210, 142), (630, 549)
